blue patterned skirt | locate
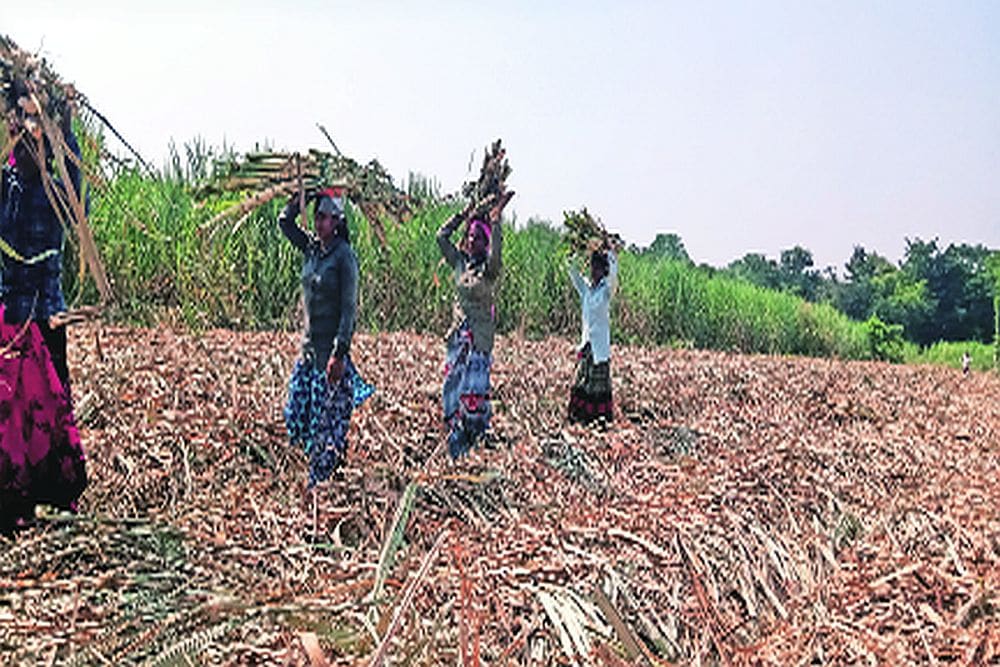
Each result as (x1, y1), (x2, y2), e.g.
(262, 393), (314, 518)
(284, 355), (374, 485)
(442, 322), (492, 458)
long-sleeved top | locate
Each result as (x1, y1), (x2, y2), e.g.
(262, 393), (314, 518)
(279, 202), (358, 371)
(0, 129), (81, 324)
(569, 250), (618, 363)
(437, 216), (502, 355)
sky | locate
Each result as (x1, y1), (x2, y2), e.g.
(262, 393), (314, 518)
(5, 1), (999, 270)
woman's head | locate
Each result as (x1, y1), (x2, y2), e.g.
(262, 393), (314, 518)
(590, 250), (610, 284)
(465, 219), (490, 257)
(10, 122), (44, 183)
(314, 189), (348, 245)
(8, 89), (48, 182)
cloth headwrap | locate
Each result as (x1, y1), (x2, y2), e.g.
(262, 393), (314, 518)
(316, 187), (345, 218)
(469, 218), (491, 242)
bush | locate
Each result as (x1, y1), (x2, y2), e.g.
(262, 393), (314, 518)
(864, 315), (906, 362)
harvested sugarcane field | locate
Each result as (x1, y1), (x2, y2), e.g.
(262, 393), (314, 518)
(0, 325), (996, 664)
(4, 6), (1000, 666)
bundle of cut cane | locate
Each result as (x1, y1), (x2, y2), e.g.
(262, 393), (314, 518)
(563, 207), (624, 256)
(1, 33), (150, 175)
(460, 139), (513, 222)
(197, 148), (416, 245)
(1, 35), (75, 134)
(1, 33), (113, 307)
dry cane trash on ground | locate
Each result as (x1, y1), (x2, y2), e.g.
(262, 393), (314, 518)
(0, 324), (997, 665)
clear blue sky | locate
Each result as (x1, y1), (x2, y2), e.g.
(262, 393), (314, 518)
(7, 1), (1000, 270)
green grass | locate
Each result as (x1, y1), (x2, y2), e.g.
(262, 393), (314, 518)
(903, 340), (995, 371)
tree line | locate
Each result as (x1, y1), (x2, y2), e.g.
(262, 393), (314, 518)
(636, 233), (999, 348)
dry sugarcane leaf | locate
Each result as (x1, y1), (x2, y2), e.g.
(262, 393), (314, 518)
(36, 102), (112, 303)
(592, 584), (651, 665)
(299, 632), (330, 667)
(370, 481), (419, 607)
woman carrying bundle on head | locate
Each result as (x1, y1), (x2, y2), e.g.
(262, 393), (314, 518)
(281, 187), (374, 486)
(568, 242), (618, 426)
(0, 98), (87, 535)
(437, 193), (513, 458)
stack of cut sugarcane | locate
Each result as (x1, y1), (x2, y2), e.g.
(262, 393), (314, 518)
(197, 148), (416, 244)
(461, 139), (513, 221)
(563, 207), (624, 255)
(1, 33), (112, 307)
(1, 34), (75, 136)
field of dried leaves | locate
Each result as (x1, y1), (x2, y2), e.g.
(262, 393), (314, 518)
(1, 324), (998, 665)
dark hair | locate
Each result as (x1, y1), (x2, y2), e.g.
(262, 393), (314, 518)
(5, 79), (29, 111)
(590, 250), (610, 273)
(11, 129), (52, 178)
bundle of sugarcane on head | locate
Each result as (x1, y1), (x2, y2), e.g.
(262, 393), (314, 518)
(197, 148), (417, 247)
(563, 207), (625, 256)
(460, 138), (514, 227)
(1, 35), (112, 308)
(2, 53), (75, 185)
(1, 35), (75, 135)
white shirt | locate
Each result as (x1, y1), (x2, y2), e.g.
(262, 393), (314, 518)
(569, 250), (618, 363)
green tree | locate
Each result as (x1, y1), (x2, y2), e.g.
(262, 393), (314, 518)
(727, 253), (781, 290)
(779, 246), (821, 301)
(900, 238), (995, 345)
(836, 246), (895, 321)
(869, 271), (934, 333)
(642, 233), (691, 263)
(864, 315), (906, 363)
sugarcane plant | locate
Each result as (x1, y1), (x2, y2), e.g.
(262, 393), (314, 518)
(989, 251), (1000, 370)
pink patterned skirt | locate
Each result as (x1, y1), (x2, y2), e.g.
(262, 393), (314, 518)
(0, 307), (86, 531)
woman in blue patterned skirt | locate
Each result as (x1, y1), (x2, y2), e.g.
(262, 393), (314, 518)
(280, 188), (373, 485)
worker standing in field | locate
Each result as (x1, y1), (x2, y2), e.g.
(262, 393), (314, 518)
(567, 242), (618, 426)
(437, 192), (513, 458)
(0, 93), (87, 534)
(280, 187), (374, 485)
